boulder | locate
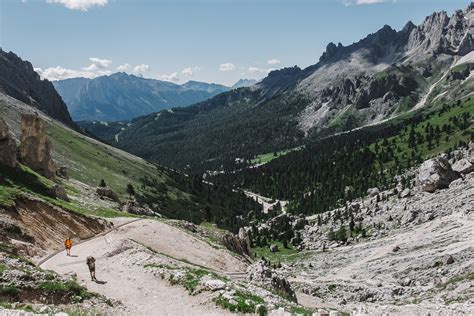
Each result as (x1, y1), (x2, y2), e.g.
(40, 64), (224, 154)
(418, 157), (460, 192)
(96, 187), (120, 203)
(367, 187), (380, 197)
(49, 184), (69, 201)
(18, 114), (56, 179)
(246, 260), (297, 302)
(445, 255), (455, 265)
(270, 244), (279, 253)
(0, 118), (17, 168)
(122, 200), (158, 217)
(183, 221), (197, 232)
(202, 279), (226, 291)
(452, 158), (474, 174)
(400, 188), (411, 198)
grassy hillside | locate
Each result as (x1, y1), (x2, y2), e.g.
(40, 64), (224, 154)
(0, 107), (261, 230)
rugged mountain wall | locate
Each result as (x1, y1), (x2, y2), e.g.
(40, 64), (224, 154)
(0, 49), (75, 128)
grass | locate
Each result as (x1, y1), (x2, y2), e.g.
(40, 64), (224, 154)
(215, 290), (266, 314)
(436, 272), (474, 291)
(0, 284), (19, 296)
(252, 241), (299, 263)
(251, 147), (302, 165)
(46, 122), (174, 200)
(144, 263), (178, 269)
(39, 280), (94, 301)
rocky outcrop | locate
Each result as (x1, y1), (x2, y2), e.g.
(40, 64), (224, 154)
(121, 200), (158, 217)
(222, 233), (251, 257)
(18, 114), (56, 179)
(418, 156), (460, 192)
(49, 184), (69, 201)
(0, 118), (17, 168)
(246, 260), (297, 302)
(0, 49), (75, 128)
(96, 187), (120, 203)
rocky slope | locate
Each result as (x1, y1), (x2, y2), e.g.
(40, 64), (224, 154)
(81, 3), (474, 172)
(53, 73), (230, 121)
(249, 146), (474, 315)
(0, 49), (75, 128)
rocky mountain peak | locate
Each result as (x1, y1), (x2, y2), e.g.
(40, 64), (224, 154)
(0, 49), (75, 128)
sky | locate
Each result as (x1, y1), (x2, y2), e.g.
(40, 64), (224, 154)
(0, 0), (470, 85)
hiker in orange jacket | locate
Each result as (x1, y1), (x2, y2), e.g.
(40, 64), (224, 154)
(64, 237), (72, 256)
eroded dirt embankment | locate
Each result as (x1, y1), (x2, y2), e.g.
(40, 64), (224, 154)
(0, 198), (111, 257)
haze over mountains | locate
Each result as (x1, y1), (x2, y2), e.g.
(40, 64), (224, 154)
(53, 73), (256, 121)
(81, 4), (474, 172)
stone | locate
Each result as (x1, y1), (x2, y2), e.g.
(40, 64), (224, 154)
(400, 188), (411, 198)
(270, 244), (279, 253)
(18, 114), (56, 179)
(96, 187), (120, 203)
(418, 157), (460, 192)
(452, 158), (474, 174)
(183, 222), (197, 232)
(246, 260), (296, 302)
(445, 255), (455, 265)
(122, 200), (158, 217)
(367, 187), (380, 197)
(222, 233), (251, 257)
(0, 118), (17, 168)
(56, 166), (69, 179)
(49, 184), (69, 201)
(238, 227), (251, 253)
(203, 279), (226, 291)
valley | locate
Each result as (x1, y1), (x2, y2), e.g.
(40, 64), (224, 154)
(0, 2), (473, 316)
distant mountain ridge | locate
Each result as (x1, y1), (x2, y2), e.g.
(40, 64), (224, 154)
(0, 49), (75, 128)
(53, 73), (235, 121)
(81, 4), (474, 172)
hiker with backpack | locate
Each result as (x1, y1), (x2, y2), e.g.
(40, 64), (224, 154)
(86, 256), (97, 281)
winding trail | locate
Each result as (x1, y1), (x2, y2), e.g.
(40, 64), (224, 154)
(39, 219), (247, 315)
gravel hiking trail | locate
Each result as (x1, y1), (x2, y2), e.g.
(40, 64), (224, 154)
(40, 219), (246, 315)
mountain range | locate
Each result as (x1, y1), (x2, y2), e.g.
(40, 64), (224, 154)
(80, 4), (474, 172)
(53, 74), (256, 121)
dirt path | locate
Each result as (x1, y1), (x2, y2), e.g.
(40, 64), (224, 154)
(40, 219), (246, 315)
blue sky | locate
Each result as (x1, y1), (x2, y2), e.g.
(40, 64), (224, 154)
(0, 0), (470, 85)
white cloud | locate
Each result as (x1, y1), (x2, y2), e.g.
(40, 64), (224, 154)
(116, 63), (131, 72)
(35, 56), (114, 81)
(219, 63), (236, 72)
(248, 67), (273, 74)
(34, 66), (95, 81)
(267, 58), (281, 65)
(88, 57), (111, 68)
(158, 72), (180, 82)
(82, 57), (112, 71)
(181, 66), (200, 77)
(343, 0), (387, 5)
(46, 0), (108, 11)
(132, 64), (150, 74)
